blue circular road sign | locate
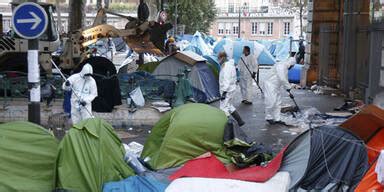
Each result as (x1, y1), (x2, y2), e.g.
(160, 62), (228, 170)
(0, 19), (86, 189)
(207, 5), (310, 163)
(11, 2), (48, 39)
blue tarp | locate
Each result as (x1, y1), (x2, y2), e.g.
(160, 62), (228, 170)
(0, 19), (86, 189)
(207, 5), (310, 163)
(257, 38), (300, 61)
(103, 176), (168, 192)
(213, 38), (233, 55)
(189, 31), (213, 56)
(203, 55), (221, 72)
(194, 62), (220, 102)
(213, 38), (275, 65)
(184, 45), (203, 56)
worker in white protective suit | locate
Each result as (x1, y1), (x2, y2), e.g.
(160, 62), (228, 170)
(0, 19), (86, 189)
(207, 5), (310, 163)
(218, 52), (245, 126)
(62, 64), (98, 124)
(238, 46), (259, 105)
(263, 53), (296, 124)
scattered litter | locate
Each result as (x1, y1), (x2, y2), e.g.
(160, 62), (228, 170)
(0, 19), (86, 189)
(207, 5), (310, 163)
(331, 93), (337, 97)
(152, 101), (170, 107)
(152, 106), (172, 113)
(124, 151), (147, 174)
(152, 101), (172, 113)
(123, 141), (144, 157)
(128, 127), (133, 131)
(290, 132), (298, 135)
(148, 130), (151, 134)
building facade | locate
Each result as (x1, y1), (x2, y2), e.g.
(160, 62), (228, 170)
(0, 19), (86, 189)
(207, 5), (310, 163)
(210, 0), (295, 40)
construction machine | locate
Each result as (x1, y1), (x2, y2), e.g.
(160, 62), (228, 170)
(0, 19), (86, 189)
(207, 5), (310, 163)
(0, 2), (60, 73)
(58, 6), (173, 70)
(1, 1), (172, 73)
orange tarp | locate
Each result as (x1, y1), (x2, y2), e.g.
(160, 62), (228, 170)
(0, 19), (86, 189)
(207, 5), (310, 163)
(341, 105), (384, 191)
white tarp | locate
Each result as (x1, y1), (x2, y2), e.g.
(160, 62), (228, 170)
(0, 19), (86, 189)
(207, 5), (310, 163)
(165, 172), (291, 192)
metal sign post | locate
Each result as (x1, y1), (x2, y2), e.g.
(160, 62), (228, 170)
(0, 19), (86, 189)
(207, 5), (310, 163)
(12, 2), (48, 124)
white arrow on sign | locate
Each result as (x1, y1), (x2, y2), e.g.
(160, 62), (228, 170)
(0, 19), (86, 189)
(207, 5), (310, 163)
(16, 12), (42, 30)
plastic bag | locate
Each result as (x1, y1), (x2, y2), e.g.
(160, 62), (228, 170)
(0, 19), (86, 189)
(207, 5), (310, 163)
(130, 86), (145, 107)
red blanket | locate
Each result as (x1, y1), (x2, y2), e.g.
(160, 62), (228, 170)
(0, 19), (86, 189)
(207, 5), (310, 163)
(169, 147), (286, 182)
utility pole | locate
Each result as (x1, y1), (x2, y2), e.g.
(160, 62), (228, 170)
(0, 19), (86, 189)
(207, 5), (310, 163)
(55, 0), (62, 34)
(238, 4), (241, 38)
(299, 0), (303, 38)
(174, 0), (178, 36)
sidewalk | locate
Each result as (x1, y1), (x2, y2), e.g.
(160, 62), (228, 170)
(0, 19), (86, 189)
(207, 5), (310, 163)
(0, 98), (163, 128)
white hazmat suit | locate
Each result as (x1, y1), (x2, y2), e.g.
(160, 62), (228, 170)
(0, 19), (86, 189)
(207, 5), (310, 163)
(219, 59), (237, 116)
(239, 53), (259, 102)
(62, 64), (98, 124)
(263, 57), (296, 122)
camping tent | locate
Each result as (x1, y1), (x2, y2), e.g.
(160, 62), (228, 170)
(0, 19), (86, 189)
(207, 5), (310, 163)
(76, 56), (122, 112)
(213, 38), (276, 65)
(0, 121), (58, 191)
(152, 51), (220, 103)
(279, 125), (368, 191)
(340, 105), (384, 191)
(55, 118), (134, 192)
(188, 31), (213, 56)
(141, 103), (231, 170)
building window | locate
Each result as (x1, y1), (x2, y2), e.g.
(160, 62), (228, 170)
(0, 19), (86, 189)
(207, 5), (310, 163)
(228, 3), (235, 13)
(218, 23), (224, 35)
(267, 22), (273, 35)
(252, 22), (258, 35)
(284, 22), (290, 35)
(259, 22), (266, 35)
(225, 23), (231, 35)
(232, 23), (239, 35)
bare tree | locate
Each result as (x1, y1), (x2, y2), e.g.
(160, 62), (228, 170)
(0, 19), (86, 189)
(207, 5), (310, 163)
(69, 0), (85, 32)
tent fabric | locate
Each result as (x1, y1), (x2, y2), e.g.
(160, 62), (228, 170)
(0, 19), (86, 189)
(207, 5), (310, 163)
(214, 38), (275, 65)
(102, 176), (168, 192)
(341, 105), (384, 142)
(76, 56), (122, 112)
(153, 53), (220, 103)
(141, 104), (230, 170)
(166, 172), (291, 192)
(0, 121), (58, 192)
(169, 148), (286, 182)
(280, 126), (368, 191)
(342, 106), (384, 191)
(188, 31), (213, 56)
(355, 162), (384, 192)
(56, 118), (134, 192)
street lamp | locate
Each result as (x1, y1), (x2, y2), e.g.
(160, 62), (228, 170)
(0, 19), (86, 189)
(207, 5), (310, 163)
(238, 2), (247, 38)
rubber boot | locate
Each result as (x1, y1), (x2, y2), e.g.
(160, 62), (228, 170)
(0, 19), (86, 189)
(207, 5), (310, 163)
(231, 111), (245, 127)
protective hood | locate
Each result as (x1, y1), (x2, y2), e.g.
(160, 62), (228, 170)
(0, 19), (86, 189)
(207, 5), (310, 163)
(285, 57), (296, 68)
(80, 63), (93, 77)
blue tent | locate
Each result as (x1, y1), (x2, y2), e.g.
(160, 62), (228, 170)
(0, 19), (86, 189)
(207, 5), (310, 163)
(184, 45), (204, 56)
(213, 38), (233, 55)
(189, 31), (213, 56)
(103, 176), (168, 192)
(203, 55), (221, 72)
(274, 38), (299, 61)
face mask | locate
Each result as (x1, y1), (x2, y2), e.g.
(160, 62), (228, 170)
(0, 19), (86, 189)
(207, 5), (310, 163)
(84, 74), (92, 80)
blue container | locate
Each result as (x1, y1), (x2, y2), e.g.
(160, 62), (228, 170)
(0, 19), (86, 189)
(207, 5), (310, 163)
(288, 64), (302, 83)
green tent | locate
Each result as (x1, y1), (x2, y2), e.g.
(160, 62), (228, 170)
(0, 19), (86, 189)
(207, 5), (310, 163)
(55, 118), (134, 192)
(0, 121), (58, 192)
(141, 103), (231, 170)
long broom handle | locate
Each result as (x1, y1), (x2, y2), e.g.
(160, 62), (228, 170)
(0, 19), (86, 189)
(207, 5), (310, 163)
(240, 57), (264, 95)
(50, 59), (94, 118)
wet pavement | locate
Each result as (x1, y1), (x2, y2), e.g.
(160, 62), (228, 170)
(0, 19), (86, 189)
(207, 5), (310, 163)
(122, 87), (345, 152)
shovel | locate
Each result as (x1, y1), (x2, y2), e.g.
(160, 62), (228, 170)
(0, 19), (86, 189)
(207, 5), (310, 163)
(287, 90), (301, 117)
